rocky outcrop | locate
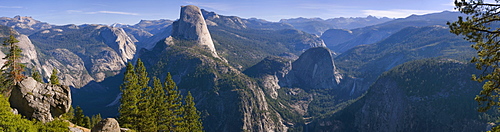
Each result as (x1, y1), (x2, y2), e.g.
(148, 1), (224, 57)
(9, 77), (71, 123)
(41, 49), (94, 88)
(244, 56), (293, 99)
(100, 27), (137, 63)
(0, 16), (53, 35)
(91, 118), (121, 132)
(283, 47), (341, 89)
(27, 24), (137, 86)
(171, 5), (219, 58)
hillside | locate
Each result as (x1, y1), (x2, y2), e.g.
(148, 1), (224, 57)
(322, 11), (463, 53)
(310, 59), (485, 131)
(333, 25), (475, 97)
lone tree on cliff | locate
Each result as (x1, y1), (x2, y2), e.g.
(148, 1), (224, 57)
(1, 32), (25, 94)
(50, 68), (59, 85)
(448, 0), (500, 130)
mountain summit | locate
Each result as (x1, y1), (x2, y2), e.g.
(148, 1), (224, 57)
(171, 5), (219, 58)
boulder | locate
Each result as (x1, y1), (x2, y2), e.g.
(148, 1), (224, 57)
(91, 118), (121, 132)
(9, 77), (71, 123)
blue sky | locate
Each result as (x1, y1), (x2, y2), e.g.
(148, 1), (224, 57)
(0, 0), (457, 25)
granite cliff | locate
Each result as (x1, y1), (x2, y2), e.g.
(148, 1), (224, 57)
(284, 47), (341, 89)
(171, 5), (219, 58)
(28, 24), (137, 87)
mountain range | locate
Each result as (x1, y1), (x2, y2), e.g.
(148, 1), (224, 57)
(0, 5), (488, 132)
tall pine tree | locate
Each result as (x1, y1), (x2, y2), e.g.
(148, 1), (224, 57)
(118, 60), (203, 131)
(178, 91), (203, 132)
(118, 62), (140, 129)
(165, 73), (183, 131)
(152, 77), (168, 130)
(135, 59), (156, 131)
(1, 33), (24, 94)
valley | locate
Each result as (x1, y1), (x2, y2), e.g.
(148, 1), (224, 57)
(0, 4), (489, 132)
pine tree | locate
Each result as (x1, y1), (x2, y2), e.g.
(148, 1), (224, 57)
(83, 116), (91, 128)
(118, 62), (140, 129)
(90, 114), (102, 129)
(1, 33), (25, 94)
(164, 73), (183, 131)
(49, 68), (59, 85)
(134, 59), (156, 131)
(72, 106), (85, 127)
(152, 77), (168, 130)
(178, 92), (203, 132)
(31, 70), (42, 83)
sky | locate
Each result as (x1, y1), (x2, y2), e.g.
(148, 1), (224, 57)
(0, 0), (457, 25)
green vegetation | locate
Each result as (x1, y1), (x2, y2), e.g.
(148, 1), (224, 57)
(335, 25), (474, 88)
(310, 59), (484, 131)
(448, 1), (500, 131)
(72, 106), (90, 128)
(50, 68), (59, 85)
(1, 33), (25, 94)
(0, 94), (69, 131)
(119, 59), (203, 131)
(31, 70), (43, 83)
(448, 0), (500, 115)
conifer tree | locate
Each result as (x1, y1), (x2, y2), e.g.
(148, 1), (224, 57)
(90, 114), (102, 129)
(1, 33), (24, 94)
(152, 77), (168, 130)
(164, 73), (183, 131)
(31, 70), (42, 83)
(118, 62), (140, 129)
(49, 68), (59, 85)
(178, 92), (203, 132)
(134, 59), (156, 131)
(72, 106), (85, 127)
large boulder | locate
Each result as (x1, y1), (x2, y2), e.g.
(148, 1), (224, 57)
(91, 118), (120, 132)
(9, 77), (71, 123)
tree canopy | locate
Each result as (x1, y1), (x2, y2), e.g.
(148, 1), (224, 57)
(1, 33), (25, 94)
(448, 0), (500, 112)
(118, 59), (203, 131)
(448, 0), (500, 131)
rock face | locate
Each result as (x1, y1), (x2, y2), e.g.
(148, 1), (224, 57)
(0, 16), (53, 35)
(9, 77), (71, 123)
(42, 49), (94, 88)
(171, 5), (218, 57)
(100, 27), (137, 63)
(91, 118), (121, 132)
(284, 47), (341, 89)
(27, 24), (137, 87)
(244, 56), (293, 99)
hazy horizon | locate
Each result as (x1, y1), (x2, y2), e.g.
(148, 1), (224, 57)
(1, 0), (456, 25)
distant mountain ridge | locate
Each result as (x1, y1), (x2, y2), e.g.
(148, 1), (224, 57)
(322, 11), (463, 53)
(280, 16), (393, 35)
(0, 15), (53, 35)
